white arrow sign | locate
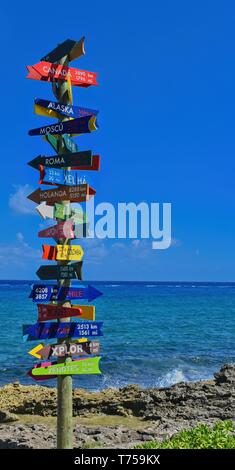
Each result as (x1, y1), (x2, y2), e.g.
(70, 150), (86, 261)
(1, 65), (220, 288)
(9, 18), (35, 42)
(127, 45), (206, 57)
(35, 202), (54, 220)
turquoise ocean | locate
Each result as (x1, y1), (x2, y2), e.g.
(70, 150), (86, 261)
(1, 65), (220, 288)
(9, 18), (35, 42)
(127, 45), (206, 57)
(0, 281), (234, 390)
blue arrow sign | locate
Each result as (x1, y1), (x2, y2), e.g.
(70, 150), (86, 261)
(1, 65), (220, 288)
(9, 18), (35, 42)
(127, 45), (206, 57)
(35, 98), (99, 119)
(29, 284), (103, 303)
(40, 167), (87, 186)
(23, 321), (103, 342)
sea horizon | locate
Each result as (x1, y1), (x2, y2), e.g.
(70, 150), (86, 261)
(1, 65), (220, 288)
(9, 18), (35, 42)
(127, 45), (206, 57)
(0, 280), (234, 391)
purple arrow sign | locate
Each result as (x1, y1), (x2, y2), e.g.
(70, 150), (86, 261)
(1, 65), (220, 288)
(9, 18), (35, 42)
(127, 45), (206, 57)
(23, 321), (104, 341)
(29, 284), (103, 303)
(29, 115), (98, 136)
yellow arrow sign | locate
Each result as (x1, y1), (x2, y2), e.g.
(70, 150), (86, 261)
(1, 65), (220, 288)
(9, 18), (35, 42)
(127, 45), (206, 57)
(28, 343), (44, 359)
(56, 244), (84, 261)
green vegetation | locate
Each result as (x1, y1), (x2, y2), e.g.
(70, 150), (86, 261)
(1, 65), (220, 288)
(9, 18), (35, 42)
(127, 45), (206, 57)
(136, 421), (235, 449)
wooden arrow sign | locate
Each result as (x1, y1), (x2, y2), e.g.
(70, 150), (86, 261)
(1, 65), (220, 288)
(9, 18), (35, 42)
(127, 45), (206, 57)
(37, 304), (95, 321)
(41, 37), (85, 63)
(28, 152), (100, 171)
(38, 220), (74, 239)
(23, 321), (103, 341)
(39, 167), (87, 186)
(31, 357), (101, 377)
(42, 244), (84, 261)
(34, 98), (99, 120)
(26, 61), (98, 87)
(28, 339), (100, 360)
(36, 262), (82, 280)
(29, 284), (103, 303)
(28, 184), (95, 205)
(29, 115), (98, 137)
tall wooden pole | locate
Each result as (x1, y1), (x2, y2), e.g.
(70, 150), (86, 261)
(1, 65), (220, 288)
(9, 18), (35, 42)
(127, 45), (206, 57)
(56, 55), (73, 449)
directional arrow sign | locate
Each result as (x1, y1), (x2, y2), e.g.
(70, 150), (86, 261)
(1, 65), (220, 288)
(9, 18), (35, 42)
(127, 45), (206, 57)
(44, 133), (80, 156)
(29, 115), (98, 137)
(27, 184), (95, 205)
(36, 262), (82, 280)
(41, 37), (85, 63)
(42, 244), (84, 261)
(39, 167), (87, 186)
(28, 152), (100, 171)
(27, 360), (57, 381)
(44, 134), (60, 153)
(26, 61), (98, 87)
(39, 222), (88, 239)
(62, 134), (79, 153)
(36, 202), (87, 222)
(34, 98), (99, 120)
(23, 321), (103, 341)
(29, 284), (103, 303)
(38, 220), (74, 239)
(31, 357), (101, 376)
(36, 202), (54, 220)
(28, 339), (100, 360)
(37, 304), (95, 321)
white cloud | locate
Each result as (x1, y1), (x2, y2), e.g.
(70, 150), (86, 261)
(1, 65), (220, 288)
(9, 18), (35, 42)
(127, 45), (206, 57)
(0, 233), (40, 268)
(81, 238), (109, 264)
(9, 184), (36, 215)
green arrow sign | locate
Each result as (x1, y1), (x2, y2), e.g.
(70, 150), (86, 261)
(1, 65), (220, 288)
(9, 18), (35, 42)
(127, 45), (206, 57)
(32, 357), (101, 376)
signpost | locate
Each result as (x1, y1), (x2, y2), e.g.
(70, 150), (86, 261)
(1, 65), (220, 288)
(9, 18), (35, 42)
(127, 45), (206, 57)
(34, 98), (98, 120)
(25, 37), (103, 449)
(23, 321), (103, 341)
(27, 184), (96, 204)
(28, 340), (100, 360)
(29, 284), (103, 302)
(42, 244), (84, 261)
(37, 304), (95, 321)
(36, 262), (83, 280)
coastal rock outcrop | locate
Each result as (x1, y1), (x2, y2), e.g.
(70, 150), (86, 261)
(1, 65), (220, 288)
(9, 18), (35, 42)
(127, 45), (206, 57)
(0, 364), (234, 448)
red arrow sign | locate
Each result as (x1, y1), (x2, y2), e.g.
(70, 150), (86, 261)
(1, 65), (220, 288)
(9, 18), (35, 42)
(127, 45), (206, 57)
(37, 304), (95, 321)
(26, 61), (98, 87)
(27, 184), (95, 205)
(37, 304), (82, 321)
(38, 220), (74, 239)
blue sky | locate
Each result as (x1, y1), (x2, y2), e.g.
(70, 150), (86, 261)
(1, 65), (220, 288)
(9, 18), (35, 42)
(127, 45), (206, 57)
(0, 0), (234, 281)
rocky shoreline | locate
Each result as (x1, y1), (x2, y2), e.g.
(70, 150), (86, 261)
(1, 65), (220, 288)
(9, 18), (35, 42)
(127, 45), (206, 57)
(0, 364), (234, 449)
